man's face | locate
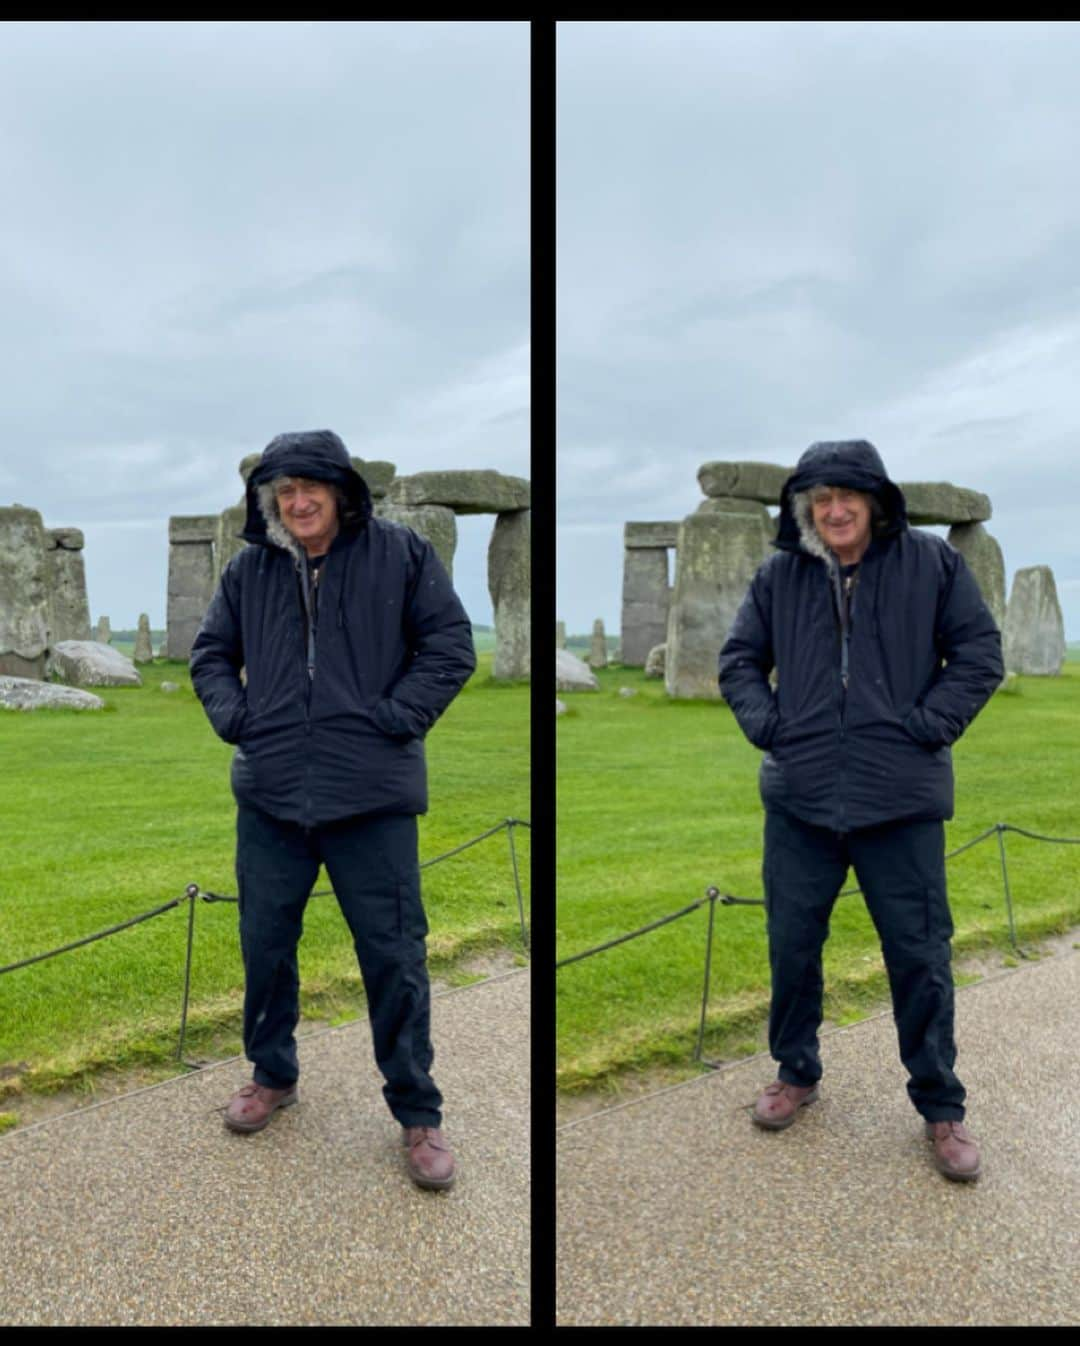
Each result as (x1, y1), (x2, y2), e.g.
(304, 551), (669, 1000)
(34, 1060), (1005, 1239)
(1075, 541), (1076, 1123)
(274, 477), (339, 554)
(810, 485), (872, 561)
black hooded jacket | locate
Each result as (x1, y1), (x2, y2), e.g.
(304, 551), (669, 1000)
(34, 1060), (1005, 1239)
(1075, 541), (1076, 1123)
(718, 440), (1003, 831)
(190, 430), (477, 826)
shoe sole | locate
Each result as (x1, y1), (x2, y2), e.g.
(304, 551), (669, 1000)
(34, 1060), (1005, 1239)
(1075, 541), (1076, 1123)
(223, 1091), (298, 1134)
(752, 1086), (820, 1131)
(408, 1170), (456, 1192)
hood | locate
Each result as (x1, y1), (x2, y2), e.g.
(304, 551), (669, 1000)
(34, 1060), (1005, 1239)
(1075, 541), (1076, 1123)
(239, 429), (373, 553)
(774, 439), (908, 555)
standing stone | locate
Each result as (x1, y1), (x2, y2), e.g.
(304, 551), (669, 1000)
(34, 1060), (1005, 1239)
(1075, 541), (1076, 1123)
(620, 548), (671, 667)
(375, 501), (458, 580)
(1003, 566), (1066, 675)
(94, 615), (112, 645)
(44, 528), (92, 645)
(134, 614), (154, 664)
(644, 643), (666, 679)
(0, 506), (50, 679)
(214, 503), (248, 586)
(556, 621), (567, 649)
(167, 517), (217, 661)
(239, 453), (262, 485)
(588, 619), (608, 670)
(487, 510), (530, 680)
(947, 524), (1006, 631)
(666, 511), (770, 700)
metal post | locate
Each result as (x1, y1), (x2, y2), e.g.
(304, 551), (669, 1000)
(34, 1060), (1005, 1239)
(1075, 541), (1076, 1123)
(694, 890), (719, 1063)
(176, 884), (198, 1065)
(995, 824), (1023, 957)
(507, 820), (529, 953)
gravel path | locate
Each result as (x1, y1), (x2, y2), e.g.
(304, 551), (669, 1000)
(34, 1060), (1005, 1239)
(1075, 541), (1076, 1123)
(0, 969), (529, 1326)
(557, 952), (1079, 1326)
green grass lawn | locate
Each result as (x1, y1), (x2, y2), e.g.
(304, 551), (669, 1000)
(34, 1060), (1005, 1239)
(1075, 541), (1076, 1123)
(0, 653), (528, 1104)
(557, 663), (1080, 1093)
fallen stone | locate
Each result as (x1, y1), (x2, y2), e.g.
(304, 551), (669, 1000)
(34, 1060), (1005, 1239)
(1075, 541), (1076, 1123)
(0, 676), (105, 711)
(134, 614), (154, 664)
(644, 643), (666, 679)
(48, 640), (142, 687)
(1003, 566), (1065, 675)
(618, 687), (638, 698)
(901, 482), (991, 525)
(0, 505), (50, 679)
(557, 649), (599, 692)
(487, 509), (530, 680)
(947, 523), (1006, 630)
(556, 698), (567, 716)
(385, 470), (530, 515)
(698, 461), (792, 503)
(161, 681), (180, 693)
(588, 619), (608, 670)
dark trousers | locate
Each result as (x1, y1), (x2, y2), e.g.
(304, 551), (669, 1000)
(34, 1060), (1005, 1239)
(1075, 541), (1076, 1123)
(235, 804), (442, 1128)
(763, 808), (965, 1121)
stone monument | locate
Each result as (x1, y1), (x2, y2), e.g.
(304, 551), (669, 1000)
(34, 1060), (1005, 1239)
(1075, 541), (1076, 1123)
(1003, 566), (1065, 675)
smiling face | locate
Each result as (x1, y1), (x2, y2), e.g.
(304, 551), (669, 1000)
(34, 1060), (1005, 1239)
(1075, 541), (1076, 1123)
(810, 485), (873, 564)
(273, 476), (340, 557)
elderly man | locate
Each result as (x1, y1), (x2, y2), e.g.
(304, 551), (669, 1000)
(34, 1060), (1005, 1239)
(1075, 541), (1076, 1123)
(190, 430), (475, 1190)
(719, 440), (1002, 1182)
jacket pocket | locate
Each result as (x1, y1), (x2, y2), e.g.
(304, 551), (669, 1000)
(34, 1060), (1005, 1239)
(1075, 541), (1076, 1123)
(371, 697), (420, 742)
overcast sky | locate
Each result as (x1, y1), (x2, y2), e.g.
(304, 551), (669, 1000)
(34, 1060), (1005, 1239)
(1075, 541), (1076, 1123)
(1, 20), (528, 630)
(557, 20), (1080, 640)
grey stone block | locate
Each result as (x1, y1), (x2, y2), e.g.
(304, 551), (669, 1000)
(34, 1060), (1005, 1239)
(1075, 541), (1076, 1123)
(0, 505), (50, 667)
(947, 524), (1006, 631)
(375, 502), (458, 580)
(698, 461), (792, 502)
(620, 549), (671, 667)
(624, 522), (680, 550)
(557, 648), (599, 691)
(901, 482), (991, 525)
(46, 546), (92, 644)
(167, 541), (215, 660)
(666, 511), (770, 700)
(48, 640), (142, 687)
(488, 509), (530, 680)
(1004, 566), (1065, 675)
(350, 458), (397, 499)
(386, 470), (529, 515)
(169, 515), (219, 545)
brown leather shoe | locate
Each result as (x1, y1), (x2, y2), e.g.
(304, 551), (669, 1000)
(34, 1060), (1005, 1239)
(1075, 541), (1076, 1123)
(402, 1125), (456, 1190)
(223, 1081), (298, 1134)
(926, 1119), (981, 1182)
(752, 1079), (820, 1130)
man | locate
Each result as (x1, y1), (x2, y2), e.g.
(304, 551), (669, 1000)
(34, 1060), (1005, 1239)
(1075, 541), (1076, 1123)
(190, 429), (476, 1190)
(719, 440), (1003, 1182)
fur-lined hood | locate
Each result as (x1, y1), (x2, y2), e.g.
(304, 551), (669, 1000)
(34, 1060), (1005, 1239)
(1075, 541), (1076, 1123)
(775, 439), (908, 558)
(239, 429), (373, 560)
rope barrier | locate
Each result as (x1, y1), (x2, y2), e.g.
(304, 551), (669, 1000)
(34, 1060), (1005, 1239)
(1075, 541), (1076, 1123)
(557, 817), (1078, 1072)
(0, 818), (530, 1067)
